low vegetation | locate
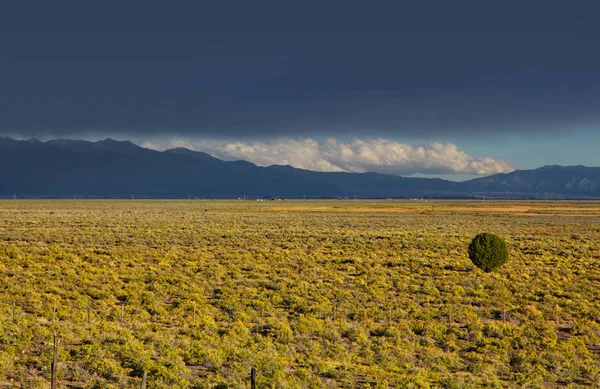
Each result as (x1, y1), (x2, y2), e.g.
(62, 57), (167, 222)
(0, 200), (599, 388)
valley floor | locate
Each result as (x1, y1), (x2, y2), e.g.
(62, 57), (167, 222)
(0, 200), (599, 388)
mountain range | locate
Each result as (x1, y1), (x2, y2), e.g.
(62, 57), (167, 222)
(1, 137), (599, 199)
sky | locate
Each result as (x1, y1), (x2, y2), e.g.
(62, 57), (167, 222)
(1, 1), (599, 180)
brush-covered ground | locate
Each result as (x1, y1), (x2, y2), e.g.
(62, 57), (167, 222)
(0, 200), (599, 388)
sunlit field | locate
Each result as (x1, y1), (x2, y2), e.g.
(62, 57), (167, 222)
(1, 200), (599, 388)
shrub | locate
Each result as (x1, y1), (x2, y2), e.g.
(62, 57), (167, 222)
(468, 233), (509, 272)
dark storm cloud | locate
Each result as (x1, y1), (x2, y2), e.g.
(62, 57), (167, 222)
(1, 1), (599, 138)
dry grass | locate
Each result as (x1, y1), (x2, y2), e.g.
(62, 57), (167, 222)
(0, 200), (599, 388)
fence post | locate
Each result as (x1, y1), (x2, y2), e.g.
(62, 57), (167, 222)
(51, 331), (59, 389)
(52, 300), (57, 325)
(250, 367), (256, 389)
(141, 370), (147, 389)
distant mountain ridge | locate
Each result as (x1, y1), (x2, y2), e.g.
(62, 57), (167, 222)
(463, 165), (600, 197)
(1, 137), (599, 198)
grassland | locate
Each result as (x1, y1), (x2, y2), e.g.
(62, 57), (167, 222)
(0, 200), (599, 388)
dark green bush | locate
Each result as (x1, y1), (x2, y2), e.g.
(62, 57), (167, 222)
(468, 233), (509, 272)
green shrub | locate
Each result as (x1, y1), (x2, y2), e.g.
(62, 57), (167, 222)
(468, 233), (509, 272)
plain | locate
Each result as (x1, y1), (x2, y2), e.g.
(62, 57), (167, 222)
(0, 200), (599, 388)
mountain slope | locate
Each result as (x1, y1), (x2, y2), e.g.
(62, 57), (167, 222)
(1, 138), (599, 198)
(464, 165), (600, 197)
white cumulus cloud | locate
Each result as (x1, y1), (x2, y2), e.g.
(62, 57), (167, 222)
(141, 138), (514, 176)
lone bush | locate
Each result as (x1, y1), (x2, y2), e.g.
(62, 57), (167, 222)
(468, 233), (508, 272)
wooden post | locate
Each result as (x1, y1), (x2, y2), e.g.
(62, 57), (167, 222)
(140, 370), (147, 389)
(51, 331), (58, 389)
(250, 367), (256, 389)
(87, 300), (91, 323)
